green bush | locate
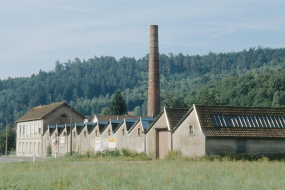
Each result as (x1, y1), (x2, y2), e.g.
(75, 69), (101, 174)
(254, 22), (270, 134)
(46, 144), (52, 157)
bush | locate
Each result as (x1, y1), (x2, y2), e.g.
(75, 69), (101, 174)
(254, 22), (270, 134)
(46, 144), (52, 157)
(166, 150), (181, 160)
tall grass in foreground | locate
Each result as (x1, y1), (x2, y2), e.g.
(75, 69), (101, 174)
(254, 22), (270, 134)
(1, 157), (285, 189)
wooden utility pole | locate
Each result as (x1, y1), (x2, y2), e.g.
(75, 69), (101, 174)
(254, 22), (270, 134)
(5, 120), (8, 156)
(70, 107), (72, 156)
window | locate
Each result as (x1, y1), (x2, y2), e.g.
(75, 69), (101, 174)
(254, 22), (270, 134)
(63, 132), (66, 136)
(122, 129), (125, 136)
(19, 126), (21, 135)
(38, 127), (41, 135)
(189, 125), (194, 135)
(95, 130), (98, 136)
(23, 125), (25, 135)
(138, 128), (141, 136)
(84, 131), (86, 137)
(73, 132), (75, 137)
(61, 114), (67, 119)
(108, 130), (110, 136)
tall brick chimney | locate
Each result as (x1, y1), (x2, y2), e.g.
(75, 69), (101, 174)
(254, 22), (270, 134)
(147, 25), (160, 117)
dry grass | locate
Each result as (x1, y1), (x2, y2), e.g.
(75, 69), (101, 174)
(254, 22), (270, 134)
(1, 156), (285, 189)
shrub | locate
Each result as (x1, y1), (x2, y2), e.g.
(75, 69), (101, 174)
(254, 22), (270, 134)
(166, 150), (181, 160)
(46, 144), (52, 157)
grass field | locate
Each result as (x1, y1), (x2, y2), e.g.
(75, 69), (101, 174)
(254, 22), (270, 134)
(1, 154), (285, 190)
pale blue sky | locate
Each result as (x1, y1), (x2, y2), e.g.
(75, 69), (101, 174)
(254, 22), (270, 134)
(1, 0), (285, 79)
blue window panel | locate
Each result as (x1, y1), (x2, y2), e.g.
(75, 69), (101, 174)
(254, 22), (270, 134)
(253, 116), (261, 128)
(238, 116), (245, 127)
(248, 116), (256, 128)
(211, 115), (219, 127)
(223, 116), (234, 127)
(268, 116), (275, 128)
(277, 117), (284, 128)
(280, 117), (285, 128)
(217, 115), (224, 127)
(261, 116), (270, 128)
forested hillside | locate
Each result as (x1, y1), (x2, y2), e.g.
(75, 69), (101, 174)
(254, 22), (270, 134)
(1, 46), (285, 130)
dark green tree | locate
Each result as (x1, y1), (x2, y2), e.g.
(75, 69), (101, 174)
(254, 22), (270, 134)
(110, 90), (127, 115)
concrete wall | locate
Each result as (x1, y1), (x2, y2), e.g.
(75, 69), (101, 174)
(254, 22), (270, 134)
(115, 123), (129, 151)
(128, 121), (145, 153)
(146, 112), (169, 159)
(172, 110), (206, 158)
(16, 119), (43, 157)
(100, 124), (116, 151)
(76, 126), (87, 154)
(206, 138), (285, 155)
(57, 127), (68, 156)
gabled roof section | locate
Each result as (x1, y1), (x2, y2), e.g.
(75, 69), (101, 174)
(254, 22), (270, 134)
(86, 122), (96, 134)
(145, 109), (166, 134)
(95, 115), (141, 122)
(141, 117), (156, 131)
(75, 123), (85, 135)
(195, 105), (285, 138)
(86, 116), (94, 122)
(125, 119), (139, 131)
(15, 101), (85, 123)
(128, 117), (156, 133)
(65, 124), (74, 135)
(165, 108), (189, 130)
(97, 121), (109, 134)
(172, 107), (194, 133)
(48, 125), (56, 136)
(110, 120), (123, 132)
(57, 124), (65, 136)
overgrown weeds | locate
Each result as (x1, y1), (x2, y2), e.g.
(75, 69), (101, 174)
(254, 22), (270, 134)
(62, 149), (150, 161)
(165, 152), (285, 162)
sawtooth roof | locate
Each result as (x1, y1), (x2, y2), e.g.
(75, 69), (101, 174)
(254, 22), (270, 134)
(165, 108), (189, 130)
(195, 105), (285, 138)
(15, 101), (85, 123)
(95, 115), (141, 122)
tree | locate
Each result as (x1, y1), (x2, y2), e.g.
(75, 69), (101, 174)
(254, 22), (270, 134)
(0, 124), (16, 155)
(101, 107), (111, 115)
(198, 89), (217, 106)
(162, 92), (187, 108)
(133, 106), (142, 116)
(110, 90), (127, 115)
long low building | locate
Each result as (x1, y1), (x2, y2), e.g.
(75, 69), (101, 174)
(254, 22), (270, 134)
(15, 102), (285, 159)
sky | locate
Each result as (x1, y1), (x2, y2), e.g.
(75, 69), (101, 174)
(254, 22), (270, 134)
(1, 0), (285, 79)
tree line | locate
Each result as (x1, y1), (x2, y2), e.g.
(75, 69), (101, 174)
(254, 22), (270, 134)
(1, 46), (285, 130)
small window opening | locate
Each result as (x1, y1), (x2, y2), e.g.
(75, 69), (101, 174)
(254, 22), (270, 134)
(61, 114), (67, 119)
(38, 128), (41, 135)
(138, 128), (141, 136)
(95, 130), (98, 136)
(23, 125), (25, 134)
(73, 132), (75, 137)
(108, 130), (110, 136)
(84, 131), (86, 137)
(19, 126), (21, 135)
(63, 132), (66, 136)
(122, 129), (125, 136)
(189, 125), (194, 135)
